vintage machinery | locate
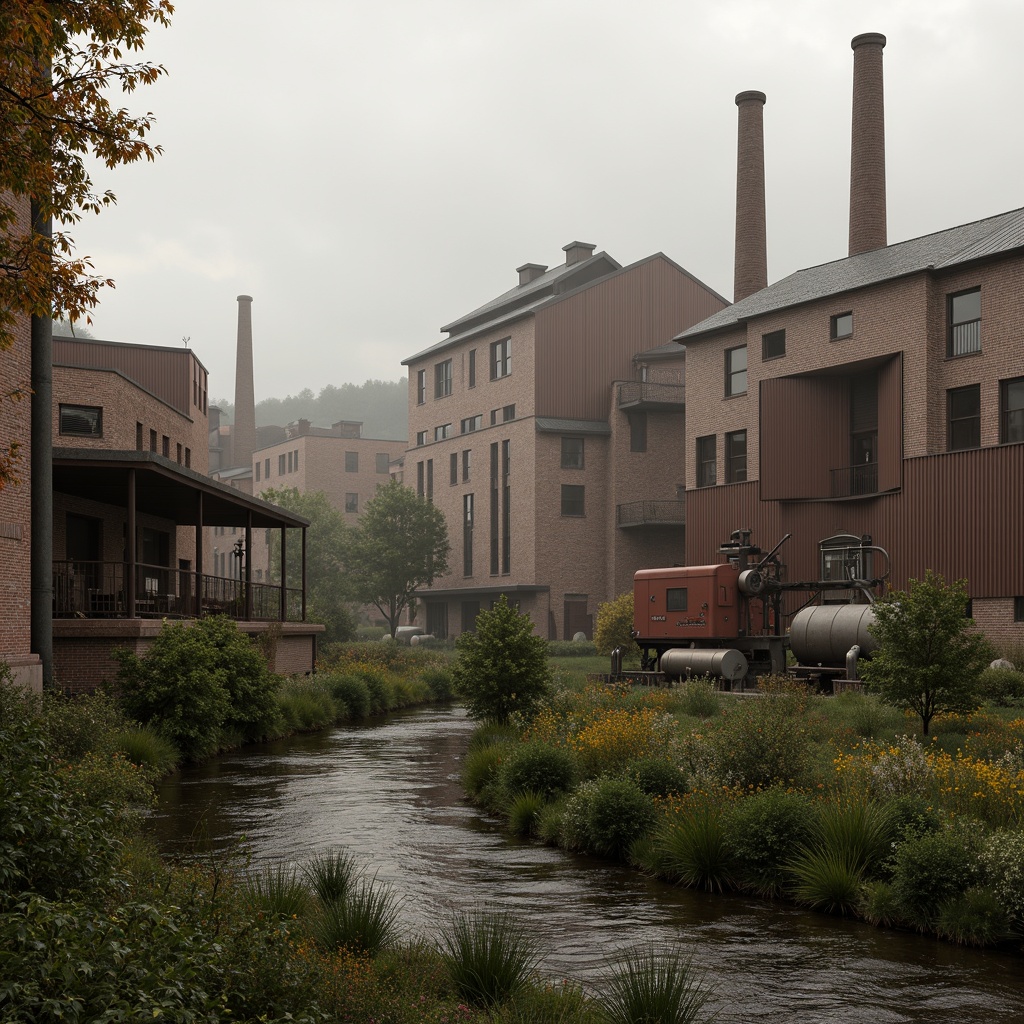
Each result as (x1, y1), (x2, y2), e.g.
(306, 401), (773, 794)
(630, 530), (889, 688)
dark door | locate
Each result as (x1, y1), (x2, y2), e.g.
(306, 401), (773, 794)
(66, 514), (102, 612)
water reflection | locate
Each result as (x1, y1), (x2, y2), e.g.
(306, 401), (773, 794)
(150, 707), (1024, 1023)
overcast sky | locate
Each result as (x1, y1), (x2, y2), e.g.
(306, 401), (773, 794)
(71, 0), (1023, 404)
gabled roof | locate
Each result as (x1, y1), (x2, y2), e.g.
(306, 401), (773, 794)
(680, 206), (1024, 341)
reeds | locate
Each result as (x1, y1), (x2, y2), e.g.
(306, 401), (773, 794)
(308, 876), (402, 955)
(599, 943), (714, 1024)
(238, 862), (311, 919)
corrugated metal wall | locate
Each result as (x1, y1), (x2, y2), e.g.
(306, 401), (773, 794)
(687, 442), (1024, 598)
(877, 355), (903, 491)
(534, 258), (726, 421)
(54, 338), (193, 416)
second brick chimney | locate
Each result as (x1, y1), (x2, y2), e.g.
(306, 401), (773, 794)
(733, 90), (768, 302)
(232, 295), (257, 473)
(849, 32), (887, 256)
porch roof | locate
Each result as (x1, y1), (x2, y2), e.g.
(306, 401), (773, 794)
(53, 448), (310, 530)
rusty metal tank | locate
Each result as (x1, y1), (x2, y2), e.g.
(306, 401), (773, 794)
(789, 605), (877, 666)
(660, 647), (749, 682)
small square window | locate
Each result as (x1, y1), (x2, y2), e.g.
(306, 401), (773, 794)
(435, 423), (452, 441)
(830, 313), (853, 340)
(376, 452), (390, 473)
(561, 437), (584, 469)
(461, 415), (482, 434)
(345, 493), (358, 513)
(502, 404), (515, 422)
(560, 484), (585, 517)
(59, 404), (103, 437)
(666, 588), (688, 612)
(345, 451), (359, 472)
(725, 345), (747, 397)
(762, 329), (786, 360)
(416, 431), (426, 447)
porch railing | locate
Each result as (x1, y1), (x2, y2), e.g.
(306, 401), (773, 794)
(616, 500), (686, 527)
(53, 560), (303, 622)
(829, 461), (879, 498)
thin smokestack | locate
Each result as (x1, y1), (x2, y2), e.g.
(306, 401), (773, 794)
(233, 294), (256, 472)
(734, 90), (767, 302)
(849, 32), (887, 256)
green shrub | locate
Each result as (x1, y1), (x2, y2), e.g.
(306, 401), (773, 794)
(546, 640), (599, 657)
(327, 673), (372, 719)
(453, 597), (552, 723)
(462, 742), (511, 806)
(724, 789), (815, 897)
(627, 757), (686, 798)
(976, 666), (1024, 707)
(276, 677), (337, 731)
(421, 666), (454, 702)
(599, 944), (714, 1024)
(507, 790), (547, 838)
(535, 798), (567, 846)
(57, 750), (156, 837)
(353, 666), (393, 714)
(593, 592), (636, 658)
(787, 849), (863, 916)
(883, 794), (942, 844)
(586, 778), (656, 861)
(979, 829), (1024, 931)
(238, 863), (311, 919)
(935, 887), (1010, 946)
(499, 742), (575, 800)
(112, 726), (179, 775)
(890, 823), (983, 929)
(39, 690), (129, 759)
(438, 910), (541, 1009)
(501, 980), (592, 1024)
(859, 880), (902, 927)
(675, 679), (721, 719)
(654, 804), (735, 892)
(468, 721), (517, 751)
(309, 877), (402, 955)
(559, 781), (600, 853)
(303, 847), (359, 904)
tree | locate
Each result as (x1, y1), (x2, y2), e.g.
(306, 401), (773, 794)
(260, 487), (355, 644)
(347, 479), (450, 637)
(594, 591), (638, 657)
(452, 596), (551, 723)
(1, 1), (172, 488)
(862, 571), (993, 735)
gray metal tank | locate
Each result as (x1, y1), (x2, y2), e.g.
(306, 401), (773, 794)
(660, 648), (749, 682)
(790, 605), (877, 666)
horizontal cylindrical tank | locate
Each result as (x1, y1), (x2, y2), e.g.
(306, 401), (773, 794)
(660, 648), (749, 682)
(790, 605), (877, 666)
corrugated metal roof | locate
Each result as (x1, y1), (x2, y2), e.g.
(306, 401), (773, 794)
(535, 417), (611, 435)
(681, 206), (1024, 340)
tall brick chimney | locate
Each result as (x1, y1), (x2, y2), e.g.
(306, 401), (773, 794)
(733, 90), (768, 302)
(233, 294), (257, 472)
(849, 32), (887, 256)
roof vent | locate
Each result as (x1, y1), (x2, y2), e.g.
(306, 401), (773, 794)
(562, 241), (596, 266)
(516, 263), (548, 286)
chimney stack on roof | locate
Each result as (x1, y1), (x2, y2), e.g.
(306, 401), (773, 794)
(562, 241), (596, 266)
(517, 262), (548, 286)
(232, 295), (257, 472)
(849, 32), (887, 256)
(733, 90), (768, 302)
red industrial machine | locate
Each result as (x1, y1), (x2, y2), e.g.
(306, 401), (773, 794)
(629, 530), (890, 689)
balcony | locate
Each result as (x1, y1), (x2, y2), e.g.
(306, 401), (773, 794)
(616, 500), (686, 528)
(53, 560), (304, 622)
(830, 461), (879, 498)
(617, 381), (685, 412)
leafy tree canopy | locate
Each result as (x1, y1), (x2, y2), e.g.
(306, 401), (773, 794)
(594, 591), (638, 657)
(347, 480), (449, 637)
(862, 571), (993, 734)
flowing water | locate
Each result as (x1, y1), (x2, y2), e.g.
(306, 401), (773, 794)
(149, 706), (1024, 1023)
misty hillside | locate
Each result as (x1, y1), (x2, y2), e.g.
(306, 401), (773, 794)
(213, 379), (408, 441)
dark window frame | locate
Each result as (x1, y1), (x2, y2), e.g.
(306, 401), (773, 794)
(416, 368), (426, 405)
(725, 345), (747, 397)
(450, 452), (458, 485)
(60, 404), (101, 437)
(762, 329), (786, 360)
(560, 483), (585, 517)
(345, 492), (358, 513)
(468, 349), (476, 389)
(434, 358), (453, 399)
(375, 452), (390, 474)
(490, 337), (511, 380)
(725, 429), (747, 483)
(629, 410), (647, 453)
(561, 436), (584, 469)
(830, 312), (853, 340)
(999, 376), (1024, 445)
(345, 450), (359, 472)
(696, 434), (716, 487)
(947, 287), (981, 357)
(947, 384), (981, 451)
(666, 588), (688, 612)
(1014, 596), (1024, 623)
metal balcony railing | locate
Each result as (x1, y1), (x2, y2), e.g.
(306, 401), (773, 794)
(616, 500), (686, 527)
(949, 319), (981, 357)
(829, 461), (879, 498)
(617, 381), (685, 409)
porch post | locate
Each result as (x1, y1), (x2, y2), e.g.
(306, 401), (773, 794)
(244, 512), (252, 620)
(279, 525), (287, 621)
(301, 526), (308, 622)
(195, 492), (203, 617)
(126, 469), (136, 617)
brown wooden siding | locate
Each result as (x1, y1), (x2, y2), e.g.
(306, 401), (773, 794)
(534, 257), (726, 421)
(686, 443), (1024, 598)
(54, 338), (195, 417)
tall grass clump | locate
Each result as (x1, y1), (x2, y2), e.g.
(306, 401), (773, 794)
(303, 847), (359, 904)
(788, 848), (864, 915)
(462, 740), (511, 807)
(935, 887), (1010, 946)
(599, 943), (714, 1024)
(675, 678), (721, 719)
(420, 666), (455, 702)
(811, 799), (895, 876)
(326, 673), (372, 720)
(276, 676), (337, 731)
(507, 790), (547, 838)
(309, 877), (402, 955)
(627, 756), (686, 798)
(654, 802), (735, 892)
(238, 862), (311, 919)
(438, 910), (541, 1009)
(111, 725), (180, 775)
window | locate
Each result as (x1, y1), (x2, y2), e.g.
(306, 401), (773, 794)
(149, 429), (157, 452)
(417, 461), (424, 497)
(725, 345), (747, 397)
(294, 449), (299, 472)
(468, 349), (476, 388)
(490, 442), (499, 575)
(176, 443), (182, 465)
(435, 359), (452, 399)
(463, 494), (474, 576)
(948, 288), (981, 356)
(255, 460), (260, 482)
(725, 430), (747, 483)
(450, 452), (458, 485)
(460, 414), (482, 434)
(666, 588), (688, 612)
(59, 404), (102, 437)
(434, 423), (452, 441)
(264, 458), (270, 478)
(136, 422), (143, 449)
(376, 452), (390, 473)
(948, 384), (981, 451)
(185, 448), (191, 468)
(416, 369), (426, 405)
(278, 453), (286, 474)
(287, 451), (293, 472)
(426, 459), (433, 500)
(345, 451), (359, 472)
(462, 449), (471, 482)
(629, 411), (647, 453)
(491, 337), (511, 380)
(416, 430), (427, 446)
(561, 436), (584, 469)
(162, 435), (169, 457)
(503, 404), (515, 422)
(696, 435), (717, 487)
(1015, 596), (1024, 623)
(561, 484), (585, 517)
(345, 493), (358, 513)
(830, 313), (853, 340)
(1000, 377), (1024, 444)
(762, 329), (786, 360)
(501, 440), (510, 574)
